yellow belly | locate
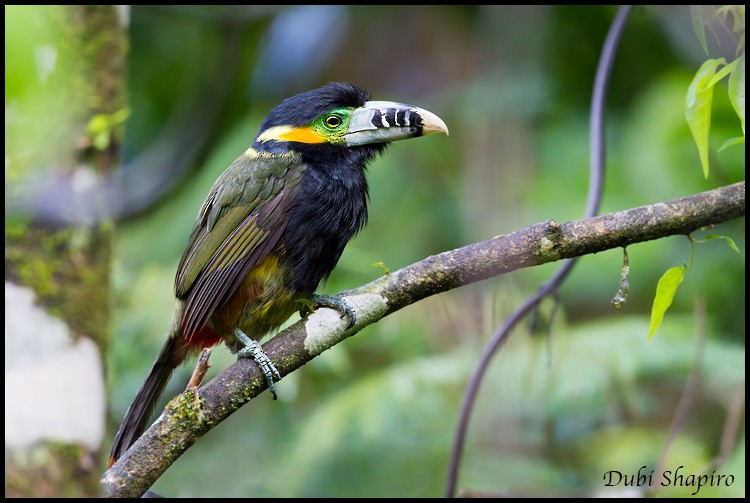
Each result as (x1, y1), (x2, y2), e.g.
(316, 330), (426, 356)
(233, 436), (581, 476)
(207, 253), (301, 352)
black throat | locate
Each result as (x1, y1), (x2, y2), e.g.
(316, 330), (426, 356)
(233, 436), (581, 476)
(281, 144), (384, 293)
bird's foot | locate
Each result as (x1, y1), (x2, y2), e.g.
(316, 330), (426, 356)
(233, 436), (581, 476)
(235, 329), (280, 400)
(301, 293), (356, 328)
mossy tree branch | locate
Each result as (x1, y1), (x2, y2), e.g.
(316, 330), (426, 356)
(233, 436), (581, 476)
(101, 181), (745, 498)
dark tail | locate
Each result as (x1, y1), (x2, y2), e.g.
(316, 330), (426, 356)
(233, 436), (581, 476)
(108, 336), (180, 468)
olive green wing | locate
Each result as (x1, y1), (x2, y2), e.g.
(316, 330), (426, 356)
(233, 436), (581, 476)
(174, 151), (303, 341)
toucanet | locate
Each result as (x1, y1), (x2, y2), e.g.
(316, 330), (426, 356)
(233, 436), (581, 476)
(108, 82), (448, 467)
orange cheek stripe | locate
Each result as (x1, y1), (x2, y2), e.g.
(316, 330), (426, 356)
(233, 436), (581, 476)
(279, 127), (326, 144)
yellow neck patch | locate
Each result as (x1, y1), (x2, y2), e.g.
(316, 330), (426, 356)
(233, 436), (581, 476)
(257, 125), (326, 144)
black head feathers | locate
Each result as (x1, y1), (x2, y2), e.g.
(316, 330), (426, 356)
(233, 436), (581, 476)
(257, 83), (369, 132)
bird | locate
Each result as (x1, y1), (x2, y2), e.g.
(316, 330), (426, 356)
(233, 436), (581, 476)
(107, 82), (448, 468)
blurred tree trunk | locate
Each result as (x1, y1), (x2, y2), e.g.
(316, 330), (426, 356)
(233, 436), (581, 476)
(5, 5), (127, 497)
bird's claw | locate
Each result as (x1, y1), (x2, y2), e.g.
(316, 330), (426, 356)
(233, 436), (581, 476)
(303, 293), (356, 329)
(235, 329), (280, 400)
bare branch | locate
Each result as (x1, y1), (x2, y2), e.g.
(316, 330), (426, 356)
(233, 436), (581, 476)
(101, 181), (745, 498)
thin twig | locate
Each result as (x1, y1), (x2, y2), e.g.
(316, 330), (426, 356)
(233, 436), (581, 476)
(444, 5), (633, 497)
(185, 348), (213, 391)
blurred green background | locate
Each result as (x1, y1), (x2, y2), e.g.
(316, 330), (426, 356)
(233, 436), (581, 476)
(11, 5), (746, 497)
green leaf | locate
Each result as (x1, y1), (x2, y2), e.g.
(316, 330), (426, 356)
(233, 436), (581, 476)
(648, 266), (687, 339)
(717, 5), (746, 37)
(85, 108), (130, 151)
(86, 113), (111, 135)
(727, 55), (745, 135)
(690, 5), (709, 54)
(371, 261), (391, 275)
(718, 136), (745, 151)
(702, 234), (741, 254)
(92, 131), (110, 150)
(708, 58), (738, 87)
(685, 58), (725, 178)
(111, 107), (131, 126)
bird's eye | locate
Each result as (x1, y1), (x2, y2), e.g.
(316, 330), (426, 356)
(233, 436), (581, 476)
(325, 115), (342, 128)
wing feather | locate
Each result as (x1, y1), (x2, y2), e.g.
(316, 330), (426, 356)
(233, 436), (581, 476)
(173, 152), (303, 341)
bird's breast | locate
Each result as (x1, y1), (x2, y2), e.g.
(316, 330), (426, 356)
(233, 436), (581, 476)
(281, 166), (369, 293)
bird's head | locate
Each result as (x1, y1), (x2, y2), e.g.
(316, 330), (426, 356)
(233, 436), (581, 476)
(252, 83), (448, 159)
